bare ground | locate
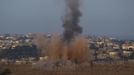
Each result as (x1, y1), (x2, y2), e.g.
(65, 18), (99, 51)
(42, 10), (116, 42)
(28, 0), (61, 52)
(0, 62), (134, 75)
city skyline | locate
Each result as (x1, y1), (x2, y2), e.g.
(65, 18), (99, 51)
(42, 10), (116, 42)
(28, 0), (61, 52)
(0, 0), (134, 40)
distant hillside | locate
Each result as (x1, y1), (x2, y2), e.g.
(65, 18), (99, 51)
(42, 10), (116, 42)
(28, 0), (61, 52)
(0, 45), (39, 59)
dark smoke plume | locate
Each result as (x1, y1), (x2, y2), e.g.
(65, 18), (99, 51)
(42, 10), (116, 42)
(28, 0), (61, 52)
(63, 0), (82, 41)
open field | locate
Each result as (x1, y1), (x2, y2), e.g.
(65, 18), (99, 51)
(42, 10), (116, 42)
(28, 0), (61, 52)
(1, 63), (134, 75)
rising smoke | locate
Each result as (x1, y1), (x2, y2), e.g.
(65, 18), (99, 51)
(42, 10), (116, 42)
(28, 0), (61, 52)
(63, 0), (82, 41)
(33, 0), (91, 69)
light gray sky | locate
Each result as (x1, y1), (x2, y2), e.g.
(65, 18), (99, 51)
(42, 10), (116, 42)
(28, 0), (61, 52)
(0, 0), (134, 40)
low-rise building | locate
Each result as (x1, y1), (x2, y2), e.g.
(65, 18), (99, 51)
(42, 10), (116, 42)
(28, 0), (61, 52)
(123, 50), (133, 57)
(108, 50), (120, 59)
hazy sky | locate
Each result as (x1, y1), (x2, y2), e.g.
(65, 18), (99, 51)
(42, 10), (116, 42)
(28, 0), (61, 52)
(0, 0), (134, 39)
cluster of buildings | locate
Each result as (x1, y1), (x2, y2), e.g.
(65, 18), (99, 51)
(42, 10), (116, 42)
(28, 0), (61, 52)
(87, 36), (134, 61)
(0, 33), (134, 64)
(0, 33), (49, 64)
(0, 33), (34, 50)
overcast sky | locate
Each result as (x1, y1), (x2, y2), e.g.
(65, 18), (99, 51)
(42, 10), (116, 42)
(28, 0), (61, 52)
(0, 0), (134, 40)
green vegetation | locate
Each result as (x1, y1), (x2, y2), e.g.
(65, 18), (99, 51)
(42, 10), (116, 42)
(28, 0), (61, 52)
(16, 42), (32, 46)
